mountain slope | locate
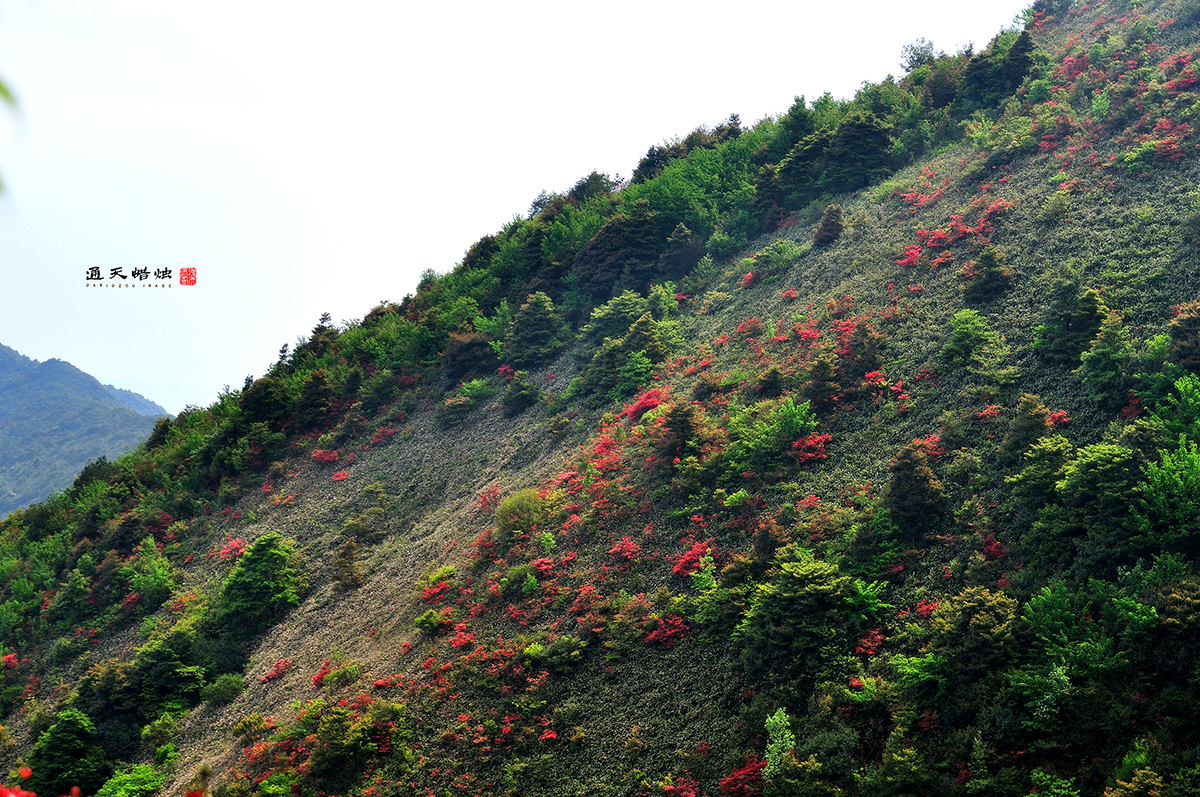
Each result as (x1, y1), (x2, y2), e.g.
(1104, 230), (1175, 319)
(0, 343), (167, 517)
(6, 2), (1200, 796)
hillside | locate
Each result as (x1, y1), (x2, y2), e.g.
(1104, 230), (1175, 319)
(0, 344), (167, 518)
(5, 1), (1200, 796)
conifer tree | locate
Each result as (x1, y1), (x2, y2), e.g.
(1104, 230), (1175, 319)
(1168, 299), (1200, 372)
(803, 351), (841, 413)
(812, 203), (845, 247)
(504, 291), (570, 369)
(999, 393), (1051, 464)
(962, 247), (1015, 303)
(884, 437), (947, 540)
(333, 537), (364, 593)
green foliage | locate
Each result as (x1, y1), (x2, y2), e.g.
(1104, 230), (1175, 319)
(218, 532), (305, 637)
(962, 247), (1015, 303)
(504, 291), (570, 369)
(999, 393), (1051, 463)
(201, 673), (245, 707)
(736, 546), (860, 685)
(1151, 374), (1200, 443)
(502, 370), (540, 416)
(95, 765), (168, 797)
(607, 350), (654, 402)
(940, 309), (995, 367)
(1056, 443), (1139, 529)
(722, 397), (817, 484)
(1077, 311), (1134, 407)
(26, 708), (111, 797)
(140, 711), (179, 749)
(494, 488), (550, 551)
(1033, 281), (1107, 366)
(333, 537), (364, 592)
(884, 437), (947, 539)
(1132, 436), (1200, 555)
(764, 708), (796, 779)
(813, 204), (845, 247)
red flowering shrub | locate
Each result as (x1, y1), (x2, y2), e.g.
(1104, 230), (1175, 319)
(740, 271), (760, 289)
(1048, 409), (1070, 427)
(896, 244), (922, 267)
(477, 485), (500, 511)
(645, 614), (687, 648)
(331, 471), (348, 481)
(855, 627), (884, 655)
(792, 432), (833, 466)
(218, 537), (246, 560)
(608, 536), (642, 561)
(976, 404), (1001, 421)
(781, 287), (798, 299)
(260, 658), (294, 683)
(311, 449), (339, 464)
(621, 388), (670, 421)
(673, 539), (715, 575)
(720, 754), (766, 797)
(916, 600), (938, 619)
(735, 317), (767, 337)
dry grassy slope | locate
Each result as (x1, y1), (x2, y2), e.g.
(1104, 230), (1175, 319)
(25, 110), (1199, 794)
(181, 137), (1200, 791)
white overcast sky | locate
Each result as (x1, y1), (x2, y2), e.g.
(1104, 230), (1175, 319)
(0, 0), (1030, 414)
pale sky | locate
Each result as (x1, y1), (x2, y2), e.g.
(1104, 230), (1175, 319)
(0, 0), (1030, 414)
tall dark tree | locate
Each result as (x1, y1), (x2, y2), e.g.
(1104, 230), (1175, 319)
(819, 112), (894, 195)
(504, 291), (571, 369)
(26, 709), (111, 797)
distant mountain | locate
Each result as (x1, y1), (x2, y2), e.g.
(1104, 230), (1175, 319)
(0, 343), (166, 517)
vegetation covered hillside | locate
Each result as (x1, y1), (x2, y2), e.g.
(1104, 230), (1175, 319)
(7, 0), (1200, 795)
(0, 344), (166, 517)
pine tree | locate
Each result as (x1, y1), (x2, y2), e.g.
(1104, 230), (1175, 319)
(803, 351), (841, 413)
(504, 291), (570, 369)
(1168, 299), (1200, 372)
(333, 537), (364, 593)
(999, 393), (1051, 464)
(884, 437), (947, 540)
(962, 247), (1015, 303)
(812, 204), (845, 247)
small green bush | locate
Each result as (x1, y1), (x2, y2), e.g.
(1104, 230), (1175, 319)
(95, 765), (167, 797)
(940, 309), (995, 367)
(201, 673), (245, 707)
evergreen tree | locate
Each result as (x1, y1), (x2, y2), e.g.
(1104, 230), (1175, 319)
(812, 203), (845, 247)
(27, 709), (111, 797)
(504, 291), (570, 369)
(819, 112), (894, 195)
(999, 393), (1051, 464)
(1168, 300), (1200, 372)
(803, 351), (841, 413)
(884, 437), (947, 540)
(333, 537), (364, 593)
(962, 247), (1015, 303)
(293, 368), (336, 430)
(1033, 281), (1107, 365)
(502, 370), (540, 416)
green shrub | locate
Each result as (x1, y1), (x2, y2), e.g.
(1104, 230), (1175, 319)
(217, 531), (306, 637)
(140, 712), (179, 749)
(201, 673), (245, 707)
(502, 370), (540, 416)
(722, 397), (818, 484)
(1033, 280), (1106, 366)
(962, 247), (1015, 303)
(812, 203), (845, 247)
(494, 489), (551, 551)
(504, 291), (570, 369)
(26, 709), (112, 797)
(96, 765), (167, 797)
(940, 309), (995, 367)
